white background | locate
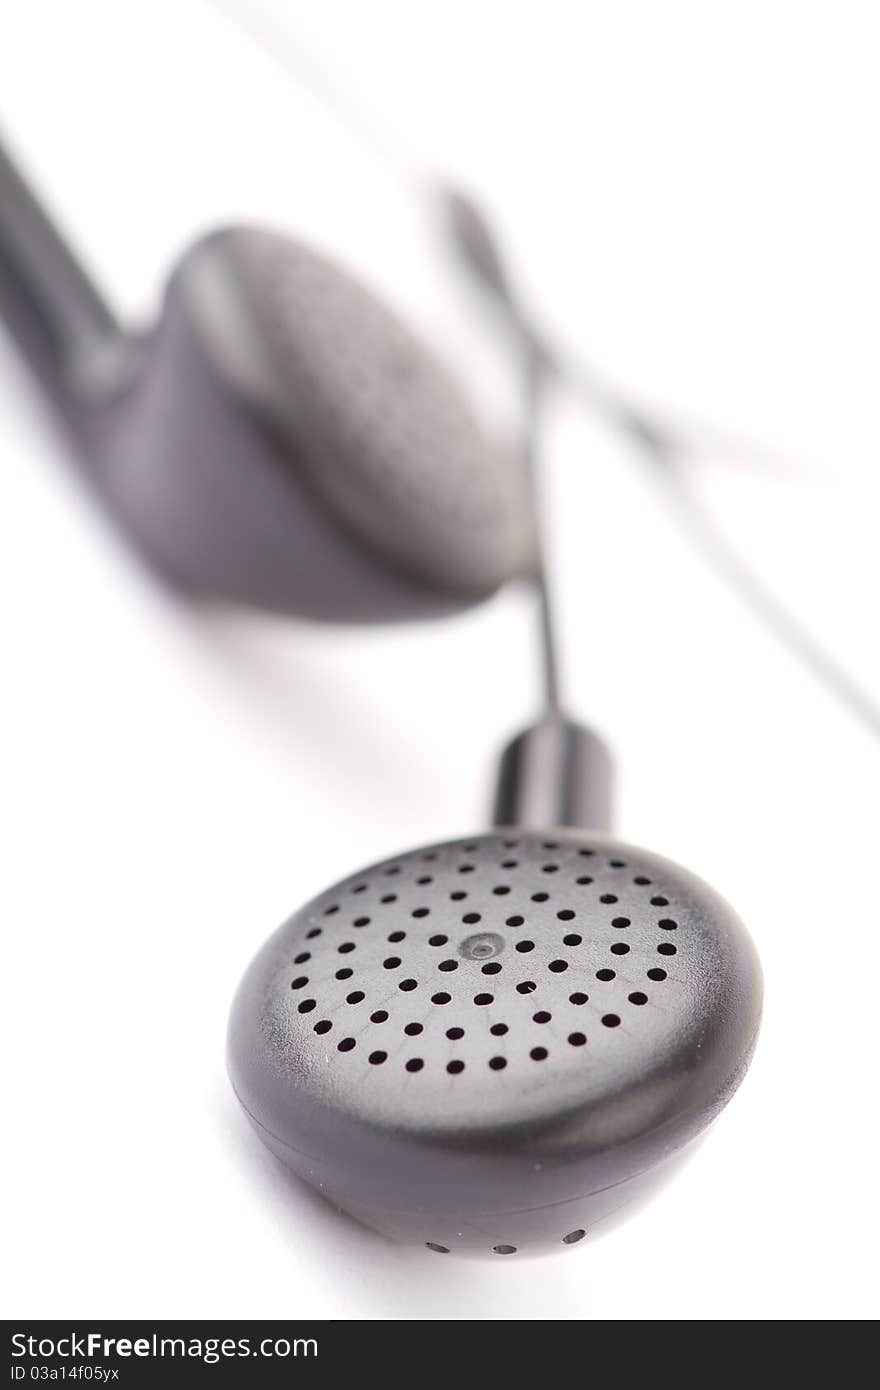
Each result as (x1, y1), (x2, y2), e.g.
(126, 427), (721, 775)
(2, 0), (879, 1321)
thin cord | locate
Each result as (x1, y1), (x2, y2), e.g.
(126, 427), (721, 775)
(208, 0), (808, 480)
(649, 459), (880, 738)
(417, 192), (880, 745)
(521, 336), (561, 714)
(438, 190), (562, 712)
(210, 0), (880, 740)
(452, 193), (880, 738)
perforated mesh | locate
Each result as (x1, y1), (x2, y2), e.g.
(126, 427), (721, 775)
(281, 833), (691, 1092)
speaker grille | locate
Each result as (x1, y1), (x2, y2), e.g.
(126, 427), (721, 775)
(280, 833), (687, 1091)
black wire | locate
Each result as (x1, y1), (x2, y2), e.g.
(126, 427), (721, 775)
(648, 457), (880, 738)
(442, 186), (880, 743)
(521, 337), (561, 714)
(442, 189), (562, 714)
(205, 5), (880, 742)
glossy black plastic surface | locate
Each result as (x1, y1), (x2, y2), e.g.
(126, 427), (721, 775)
(493, 716), (614, 834)
(229, 830), (762, 1255)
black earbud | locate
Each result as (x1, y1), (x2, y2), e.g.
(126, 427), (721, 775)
(228, 746), (761, 1257)
(0, 139), (535, 622)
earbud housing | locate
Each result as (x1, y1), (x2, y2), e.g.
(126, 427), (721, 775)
(228, 830), (761, 1256)
(0, 136), (535, 624)
(101, 228), (535, 622)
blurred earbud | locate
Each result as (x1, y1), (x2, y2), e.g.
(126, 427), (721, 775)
(0, 141), (535, 621)
(103, 229), (536, 621)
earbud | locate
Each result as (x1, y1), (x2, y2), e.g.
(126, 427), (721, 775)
(228, 720), (762, 1257)
(228, 831), (761, 1258)
(0, 141), (535, 622)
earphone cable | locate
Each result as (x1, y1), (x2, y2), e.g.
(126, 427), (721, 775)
(441, 188), (880, 741)
(521, 335), (561, 714)
(646, 456), (880, 739)
(207, 2), (880, 741)
(438, 189), (562, 713)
